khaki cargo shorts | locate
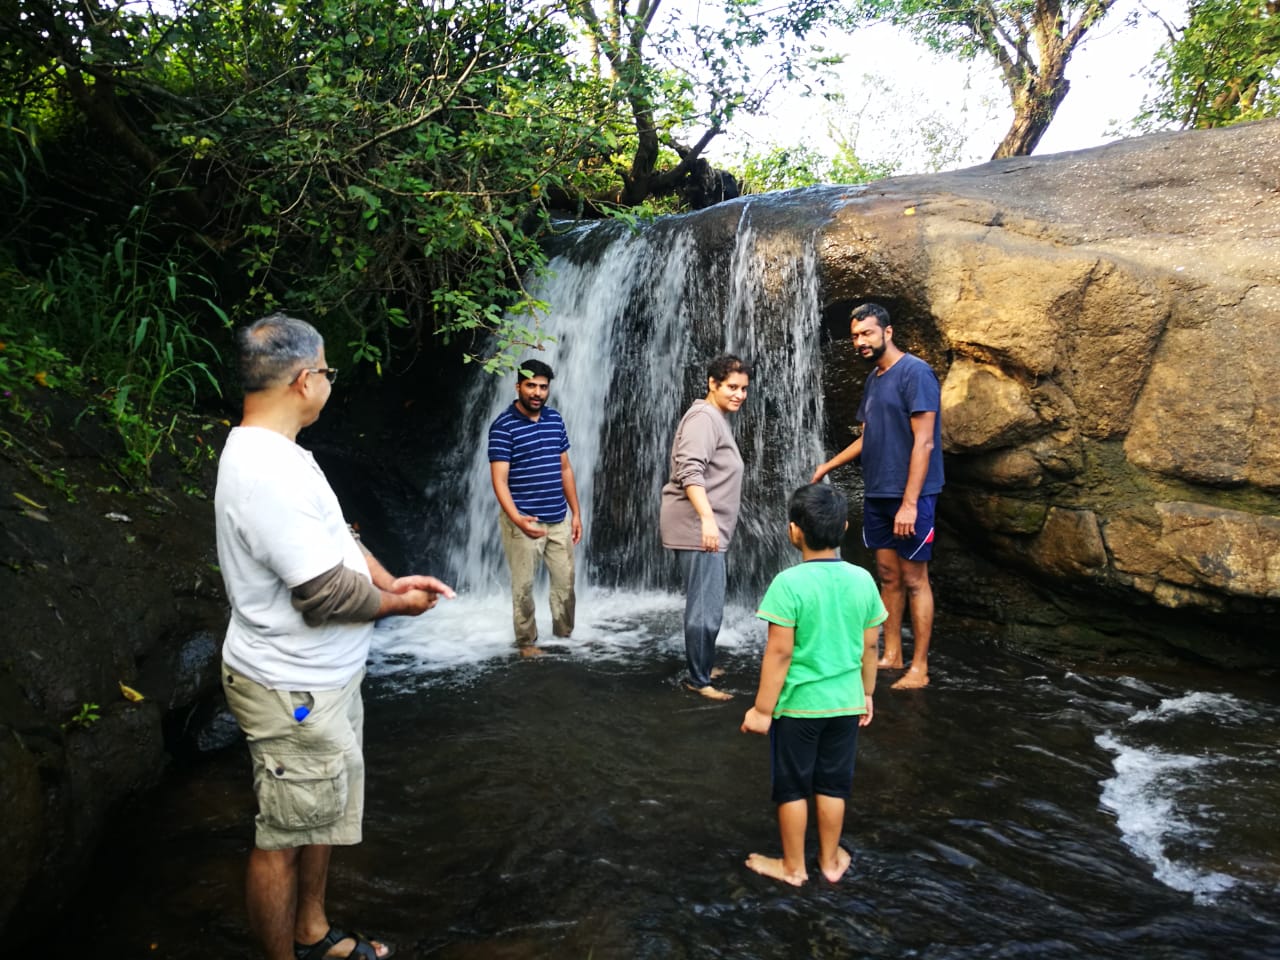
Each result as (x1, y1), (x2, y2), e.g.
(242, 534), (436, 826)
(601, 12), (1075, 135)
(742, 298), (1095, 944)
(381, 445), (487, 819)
(222, 661), (365, 850)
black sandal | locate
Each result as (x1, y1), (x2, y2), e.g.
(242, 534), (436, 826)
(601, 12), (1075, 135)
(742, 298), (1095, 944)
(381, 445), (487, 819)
(294, 926), (395, 960)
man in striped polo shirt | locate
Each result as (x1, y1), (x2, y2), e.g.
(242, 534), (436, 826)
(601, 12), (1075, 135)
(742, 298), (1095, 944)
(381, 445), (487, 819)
(488, 359), (582, 655)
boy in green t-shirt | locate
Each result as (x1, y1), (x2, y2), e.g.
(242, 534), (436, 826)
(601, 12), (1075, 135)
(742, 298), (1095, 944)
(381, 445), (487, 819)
(740, 483), (887, 886)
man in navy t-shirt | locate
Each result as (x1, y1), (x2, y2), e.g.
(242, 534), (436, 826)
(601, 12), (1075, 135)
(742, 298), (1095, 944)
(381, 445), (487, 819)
(812, 303), (944, 689)
(488, 359), (582, 655)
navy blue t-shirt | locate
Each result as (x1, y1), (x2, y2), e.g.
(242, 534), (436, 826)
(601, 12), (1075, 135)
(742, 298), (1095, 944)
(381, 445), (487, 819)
(487, 403), (571, 522)
(856, 353), (944, 498)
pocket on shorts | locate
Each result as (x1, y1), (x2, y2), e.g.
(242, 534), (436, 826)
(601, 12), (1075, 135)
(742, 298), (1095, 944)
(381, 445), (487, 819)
(257, 750), (349, 830)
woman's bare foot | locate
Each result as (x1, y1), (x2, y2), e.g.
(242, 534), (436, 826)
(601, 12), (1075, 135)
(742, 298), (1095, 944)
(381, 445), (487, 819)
(685, 683), (733, 701)
(745, 853), (807, 886)
(519, 645), (545, 658)
(891, 665), (929, 689)
(710, 667), (726, 679)
(819, 846), (852, 883)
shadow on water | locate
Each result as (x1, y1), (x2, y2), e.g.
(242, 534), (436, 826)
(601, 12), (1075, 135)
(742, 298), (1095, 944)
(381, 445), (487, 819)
(52, 597), (1280, 960)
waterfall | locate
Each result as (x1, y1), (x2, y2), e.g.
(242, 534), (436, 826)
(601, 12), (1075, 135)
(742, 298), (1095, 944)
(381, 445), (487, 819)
(441, 199), (829, 602)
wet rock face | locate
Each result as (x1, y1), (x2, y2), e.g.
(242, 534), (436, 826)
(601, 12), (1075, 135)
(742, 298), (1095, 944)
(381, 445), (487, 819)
(804, 119), (1280, 662)
(0, 395), (229, 941)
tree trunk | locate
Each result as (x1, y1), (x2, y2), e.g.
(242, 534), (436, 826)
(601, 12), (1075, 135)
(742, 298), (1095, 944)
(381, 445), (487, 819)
(991, 75), (1071, 159)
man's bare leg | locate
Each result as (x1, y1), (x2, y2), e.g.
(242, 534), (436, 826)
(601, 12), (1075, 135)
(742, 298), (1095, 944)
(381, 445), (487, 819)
(293, 844), (332, 947)
(289, 844), (392, 960)
(874, 549), (906, 669)
(745, 798), (809, 886)
(815, 795), (852, 882)
(246, 846), (302, 960)
(892, 559), (932, 689)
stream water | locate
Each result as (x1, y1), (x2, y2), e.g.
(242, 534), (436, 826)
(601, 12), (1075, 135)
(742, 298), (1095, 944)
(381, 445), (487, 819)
(53, 200), (1280, 957)
(56, 596), (1280, 959)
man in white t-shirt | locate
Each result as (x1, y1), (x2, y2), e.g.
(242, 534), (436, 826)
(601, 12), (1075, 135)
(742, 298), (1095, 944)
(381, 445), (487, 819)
(215, 313), (453, 960)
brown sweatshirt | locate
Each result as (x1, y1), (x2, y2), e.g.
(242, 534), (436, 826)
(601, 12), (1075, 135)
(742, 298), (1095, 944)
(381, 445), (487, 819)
(659, 399), (744, 551)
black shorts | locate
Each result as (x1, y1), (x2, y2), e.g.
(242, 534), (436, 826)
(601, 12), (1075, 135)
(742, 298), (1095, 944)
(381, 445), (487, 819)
(769, 714), (860, 804)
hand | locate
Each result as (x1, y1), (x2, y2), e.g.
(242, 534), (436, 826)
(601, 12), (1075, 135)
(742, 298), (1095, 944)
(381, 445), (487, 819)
(700, 515), (720, 552)
(391, 575), (456, 601)
(395, 588), (442, 615)
(859, 694), (874, 727)
(811, 463), (830, 484)
(893, 503), (918, 538)
(741, 706), (772, 735)
(516, 514), (546, 539)
(571, 513), (583, 545)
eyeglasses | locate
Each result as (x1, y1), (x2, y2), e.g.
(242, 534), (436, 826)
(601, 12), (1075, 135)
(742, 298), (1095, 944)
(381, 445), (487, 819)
(295, 366), (339, 384)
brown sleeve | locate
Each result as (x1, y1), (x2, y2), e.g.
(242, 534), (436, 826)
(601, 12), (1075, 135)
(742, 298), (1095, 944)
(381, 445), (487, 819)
(291, 562), (381, 626)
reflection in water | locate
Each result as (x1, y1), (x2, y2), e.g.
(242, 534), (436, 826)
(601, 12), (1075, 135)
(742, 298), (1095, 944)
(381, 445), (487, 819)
(58, 590), (1280, 960)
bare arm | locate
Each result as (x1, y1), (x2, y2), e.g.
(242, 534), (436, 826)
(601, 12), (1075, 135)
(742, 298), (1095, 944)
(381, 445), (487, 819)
(859, 624), (879, 727)
(561, 452), (582, 545)
(812, 431), (863, 483)
(490, 460), (546, 539)
(894, 411), (936, 537)
(292, 555), (454, 625)
(366, 552), (455, 618)
(741, 623), (796, 735)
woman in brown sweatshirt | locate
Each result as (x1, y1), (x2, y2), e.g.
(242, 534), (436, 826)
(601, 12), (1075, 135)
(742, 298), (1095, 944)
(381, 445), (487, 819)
(659, 354), (752, 700)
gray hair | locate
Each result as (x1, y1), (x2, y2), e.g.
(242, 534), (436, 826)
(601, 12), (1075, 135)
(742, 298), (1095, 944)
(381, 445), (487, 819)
(237, 313), (324, 392)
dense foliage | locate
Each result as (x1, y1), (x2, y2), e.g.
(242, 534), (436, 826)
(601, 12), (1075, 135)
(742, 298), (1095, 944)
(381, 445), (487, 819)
(1, 0), (669, 480)
(1139, 0), (1280, 129)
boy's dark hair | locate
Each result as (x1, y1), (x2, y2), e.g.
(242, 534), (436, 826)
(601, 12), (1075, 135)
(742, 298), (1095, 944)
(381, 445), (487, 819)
(707, 354), (752, 383)
(850, 302), (890, 330)
(788, 483), (848, 550)
(517, 358), (555, 383)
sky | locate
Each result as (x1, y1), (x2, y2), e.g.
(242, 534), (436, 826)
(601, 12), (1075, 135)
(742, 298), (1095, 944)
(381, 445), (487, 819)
(697, 0), (1186, 173)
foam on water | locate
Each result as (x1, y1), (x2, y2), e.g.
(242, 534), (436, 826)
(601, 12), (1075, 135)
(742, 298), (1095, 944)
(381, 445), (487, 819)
(1096, 732), (1237, 900)
(1096, 690), (1255, 903)
(368, 586), (767, 685)
(1127, 690), (1250, 725)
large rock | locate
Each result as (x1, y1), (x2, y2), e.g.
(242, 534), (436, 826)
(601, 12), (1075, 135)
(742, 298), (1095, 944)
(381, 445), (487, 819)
(669, 120), (1279, 663)
(808, 119), (1280, 662)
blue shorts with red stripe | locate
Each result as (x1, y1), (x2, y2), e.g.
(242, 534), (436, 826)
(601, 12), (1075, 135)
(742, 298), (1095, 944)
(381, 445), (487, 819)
(862, 495), (937, 562)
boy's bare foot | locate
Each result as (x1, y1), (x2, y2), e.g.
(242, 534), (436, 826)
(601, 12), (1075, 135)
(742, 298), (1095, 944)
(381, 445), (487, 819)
(891, 666), (929, 689)
(519, 645), (545, 658)
(819, 846), (852, 883)
(684, 682), (733, 701)
(745, 853), (807, 886)
(710, 667), (726, 679)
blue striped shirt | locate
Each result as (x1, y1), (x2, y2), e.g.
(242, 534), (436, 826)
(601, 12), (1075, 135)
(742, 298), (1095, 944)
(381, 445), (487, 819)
(487, 403), (571, 522)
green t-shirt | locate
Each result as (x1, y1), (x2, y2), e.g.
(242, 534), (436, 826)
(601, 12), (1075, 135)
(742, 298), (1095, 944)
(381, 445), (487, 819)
(756, 558), (887, 719)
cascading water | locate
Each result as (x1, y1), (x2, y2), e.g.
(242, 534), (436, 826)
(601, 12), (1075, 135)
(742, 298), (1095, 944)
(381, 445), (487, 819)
(441, 202), (827, 599)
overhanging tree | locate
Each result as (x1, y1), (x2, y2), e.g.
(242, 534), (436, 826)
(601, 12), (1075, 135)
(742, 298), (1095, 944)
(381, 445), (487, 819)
(565, 0), (790, 205)
(1138, 0), (1280, 129)
(2, 0), (625, 374)
(780, 0), (1121, 157)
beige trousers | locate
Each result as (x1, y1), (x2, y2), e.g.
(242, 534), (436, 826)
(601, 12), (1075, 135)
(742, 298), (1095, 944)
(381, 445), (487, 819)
(498, 513), (575, 645)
